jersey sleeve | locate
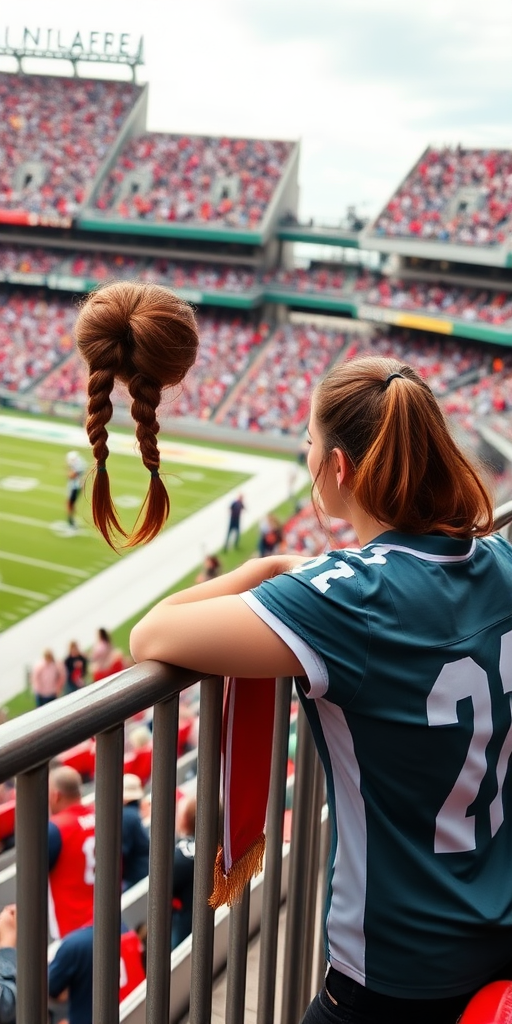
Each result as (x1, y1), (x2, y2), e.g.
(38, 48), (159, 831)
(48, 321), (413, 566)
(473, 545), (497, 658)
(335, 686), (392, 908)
(48, 937), (76, 997)
(48, 822), (62, 870)
(241, 552), (369, 704)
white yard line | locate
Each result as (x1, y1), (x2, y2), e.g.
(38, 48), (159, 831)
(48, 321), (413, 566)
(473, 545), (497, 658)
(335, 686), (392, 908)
(0, 551), (90, 578)
(0, 415), (307, 700)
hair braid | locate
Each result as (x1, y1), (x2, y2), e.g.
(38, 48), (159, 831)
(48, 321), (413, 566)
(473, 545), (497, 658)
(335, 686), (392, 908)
(127, 374), (170, 546)
(75, 281), (199, 550)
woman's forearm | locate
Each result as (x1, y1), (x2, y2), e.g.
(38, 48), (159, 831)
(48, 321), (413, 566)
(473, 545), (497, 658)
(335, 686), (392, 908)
(152, 553), (308, 608)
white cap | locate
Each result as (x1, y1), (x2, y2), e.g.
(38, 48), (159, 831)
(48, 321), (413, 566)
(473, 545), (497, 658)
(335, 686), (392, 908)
(66, 451), (79, 466)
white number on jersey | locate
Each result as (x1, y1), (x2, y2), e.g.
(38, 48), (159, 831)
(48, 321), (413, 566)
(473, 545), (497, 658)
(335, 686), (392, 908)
(120, 956), (127, 989)
(427, 630), (512, 853)
(82, 834), (96, 885)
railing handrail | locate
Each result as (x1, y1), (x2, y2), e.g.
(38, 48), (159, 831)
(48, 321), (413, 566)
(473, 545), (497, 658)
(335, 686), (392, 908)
(0, 661), (203, 783)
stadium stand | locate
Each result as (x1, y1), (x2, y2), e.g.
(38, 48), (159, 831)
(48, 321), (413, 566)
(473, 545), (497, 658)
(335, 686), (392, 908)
(371, 146), (512, 246)
(92, 133), (294, 226)
(218, 323), (353, 434)
(0, 74), (141, 226)
(0, 290), (75, 392)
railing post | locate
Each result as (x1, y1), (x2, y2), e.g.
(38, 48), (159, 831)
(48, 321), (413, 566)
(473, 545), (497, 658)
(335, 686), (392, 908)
(16, 762), (49, 1024)
(299, 751), (324, 1011)
(280, 704), (320, 1024)
(257, 676), (293, 1024)
(146, 694), (179, 1024)
(189, 676), (224, 1024)
(225, 885), (251, 1024)
(93, 724), (125, 1024)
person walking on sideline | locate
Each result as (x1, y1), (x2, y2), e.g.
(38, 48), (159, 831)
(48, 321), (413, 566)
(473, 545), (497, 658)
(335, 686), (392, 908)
(30, 650), (65, 708)
(130, 356), (512, 1024)
(224, 494), (245, 551)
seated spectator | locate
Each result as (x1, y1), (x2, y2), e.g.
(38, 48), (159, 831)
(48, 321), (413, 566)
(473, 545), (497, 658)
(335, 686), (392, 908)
(195, 554), (222, 583)
(48, 766), (96, 939)
(48, 922), (146, 1024)
(0, 906), (16, 1024)
(257, 514), (284, 557)
(89, 628), (125, 682)
(172, 795), (196, 949)
(121, 774), (150, 890)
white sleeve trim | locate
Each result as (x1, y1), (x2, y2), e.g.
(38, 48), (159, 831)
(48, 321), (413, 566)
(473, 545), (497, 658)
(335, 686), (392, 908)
(240, 591), (329, 698)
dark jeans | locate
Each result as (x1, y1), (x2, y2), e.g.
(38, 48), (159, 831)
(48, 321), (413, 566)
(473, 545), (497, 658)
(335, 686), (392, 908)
(299, 960), (512, 1024)
(35, 694), (56, 708)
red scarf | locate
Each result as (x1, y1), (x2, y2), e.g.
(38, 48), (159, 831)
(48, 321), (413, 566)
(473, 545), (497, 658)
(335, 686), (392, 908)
(210, 677), (276, 909)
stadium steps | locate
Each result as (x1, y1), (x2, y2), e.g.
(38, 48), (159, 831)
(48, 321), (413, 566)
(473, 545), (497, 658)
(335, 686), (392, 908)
(212, 327), (281, 423)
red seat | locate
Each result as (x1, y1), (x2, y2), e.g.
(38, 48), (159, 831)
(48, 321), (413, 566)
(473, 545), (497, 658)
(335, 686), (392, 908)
(123, 744), (152, 786)
(0, 801), (16, 842)
(178, 720), (193, 758)
(61, 740), (96, 781)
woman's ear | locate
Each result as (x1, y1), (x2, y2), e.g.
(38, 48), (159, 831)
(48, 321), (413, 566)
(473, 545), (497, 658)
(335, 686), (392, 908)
(333, 448), (352, 489)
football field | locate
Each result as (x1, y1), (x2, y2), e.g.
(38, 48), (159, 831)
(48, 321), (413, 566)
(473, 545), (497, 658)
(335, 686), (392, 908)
(0, 427), (248, 634)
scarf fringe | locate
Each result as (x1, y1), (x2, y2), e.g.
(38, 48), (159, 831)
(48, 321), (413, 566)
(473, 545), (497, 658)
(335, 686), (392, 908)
(209, 832), (266, 909)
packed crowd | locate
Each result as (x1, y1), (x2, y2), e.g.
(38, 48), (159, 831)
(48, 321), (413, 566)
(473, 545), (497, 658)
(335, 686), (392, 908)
(219, 323), (351, 433)
(0, 74), (140, 224)
(2, 244), (511, 331)
(0, 247), (62, 276)
(0, 291), (76, 393)
(354, 272), (512, 326)
(34, 314), (270, 420)
(372, 146), (512, 246)
(264, 265), (351, 294)
(93, 133), (294, 226)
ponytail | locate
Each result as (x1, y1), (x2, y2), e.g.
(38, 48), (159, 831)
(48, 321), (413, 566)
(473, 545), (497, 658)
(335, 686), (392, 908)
(314, 356), (494, 537)
(75, 281), (198, 549)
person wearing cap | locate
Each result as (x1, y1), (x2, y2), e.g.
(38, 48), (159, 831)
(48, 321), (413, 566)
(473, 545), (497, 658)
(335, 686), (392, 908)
(121, 774), (149, 890)
(65, 450), (87, 530)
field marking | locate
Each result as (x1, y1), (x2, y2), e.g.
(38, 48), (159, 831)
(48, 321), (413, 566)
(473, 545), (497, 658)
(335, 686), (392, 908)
(0, 457), (42, 470)
(0, 512), (93, 536)
(0, 582), (48, 601)
(0, 550), (89, 578)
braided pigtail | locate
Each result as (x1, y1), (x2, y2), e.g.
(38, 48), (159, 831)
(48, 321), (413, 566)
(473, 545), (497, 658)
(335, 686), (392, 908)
(86, 366), (127, 547)
(126, 374), (170, 546)
(75, 281), (199, 549)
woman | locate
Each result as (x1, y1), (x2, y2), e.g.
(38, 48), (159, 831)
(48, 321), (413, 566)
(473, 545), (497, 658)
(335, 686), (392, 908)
(130, 355), (512, 1023)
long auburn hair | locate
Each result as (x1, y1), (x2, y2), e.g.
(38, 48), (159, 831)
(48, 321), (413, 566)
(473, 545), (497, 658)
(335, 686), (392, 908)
(75, 281), (199, 549)
(313, 355), (494, 538)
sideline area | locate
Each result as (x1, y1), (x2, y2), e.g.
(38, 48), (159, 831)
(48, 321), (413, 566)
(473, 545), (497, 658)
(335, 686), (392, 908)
(0, 416), (308, 701)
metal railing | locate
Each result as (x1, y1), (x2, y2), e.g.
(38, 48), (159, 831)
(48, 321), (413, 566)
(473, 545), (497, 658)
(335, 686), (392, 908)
(0, 662), (327, 1024)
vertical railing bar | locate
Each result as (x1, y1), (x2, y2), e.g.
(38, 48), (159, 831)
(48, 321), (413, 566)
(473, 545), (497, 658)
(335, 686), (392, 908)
(93, 725), (125, 1024)
(315, 810), (331, 994)
(189, 676), (224, 1024)
(299, 752), (324, 1011)
(146, 695), (179, 1024)
(225, 885), (251, 1024)
(16, 763), (49, 1024)
(280, 704), (318, 1024)
(257, 676), (293, 1024)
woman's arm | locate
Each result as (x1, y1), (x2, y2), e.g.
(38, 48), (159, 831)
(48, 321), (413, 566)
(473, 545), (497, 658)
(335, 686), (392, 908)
(130, 554), (308, 678)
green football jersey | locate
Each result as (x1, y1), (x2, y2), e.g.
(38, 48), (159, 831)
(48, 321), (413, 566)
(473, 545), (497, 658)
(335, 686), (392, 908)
(242, 531), (512, 998)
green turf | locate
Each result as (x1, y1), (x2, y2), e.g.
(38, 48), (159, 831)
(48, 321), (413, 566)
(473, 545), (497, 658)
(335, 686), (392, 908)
(0, 434), (248, 632)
